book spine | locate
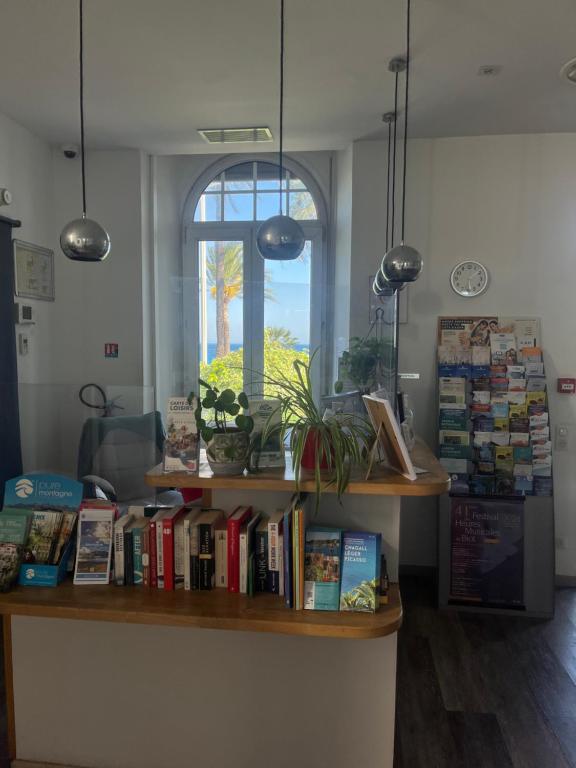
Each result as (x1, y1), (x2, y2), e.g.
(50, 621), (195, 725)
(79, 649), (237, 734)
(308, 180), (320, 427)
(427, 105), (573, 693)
(227, 520), (241, 593)
(283, 513), (292, 608)
(278, 533), (284, 597)
(298, 509), (305, 610)
(198, 523), (214, 590)
(191, 523), (200, 590)
(292, 509), (300, 610)
(215, 529), (227, 588)
(133, 528), (143, 585)
(156, 516), (165, 589)
(162, 520), (175, 591)
(268, 521), (280, 572)
(174, 522), (185, 590)
(124, 530), (134, 586)
(239, 531), (248, 594)
(142, 524), (150, 587)
(114, 526), (125, 586)
(255, 529), (268, 592)
(149, 520), (158, 589)
(184, 519), (191, 590)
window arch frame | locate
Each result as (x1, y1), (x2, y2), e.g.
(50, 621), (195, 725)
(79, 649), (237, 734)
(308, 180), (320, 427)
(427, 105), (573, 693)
(181, 153), (330, 401)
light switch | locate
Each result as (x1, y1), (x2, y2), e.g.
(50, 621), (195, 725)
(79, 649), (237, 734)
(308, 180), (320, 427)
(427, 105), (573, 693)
(555, 424), (569, 452)
(18, 332), (29, 356)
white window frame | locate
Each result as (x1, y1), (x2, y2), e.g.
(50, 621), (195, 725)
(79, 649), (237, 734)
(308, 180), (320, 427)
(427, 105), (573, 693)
(182, 155), (329, 402)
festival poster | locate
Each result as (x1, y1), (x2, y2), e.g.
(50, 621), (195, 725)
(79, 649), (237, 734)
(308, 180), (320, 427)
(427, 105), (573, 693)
(449, 497), (524, 608)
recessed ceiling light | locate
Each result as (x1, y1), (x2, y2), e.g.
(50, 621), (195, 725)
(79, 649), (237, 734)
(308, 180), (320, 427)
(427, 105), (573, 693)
(560, 57), (576, 84)
(477, 65), (503, 77)
(197, 127), (273, 144)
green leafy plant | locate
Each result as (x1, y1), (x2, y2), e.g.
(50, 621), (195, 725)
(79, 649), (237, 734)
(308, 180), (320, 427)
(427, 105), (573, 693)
(340, 578), (378, 611)
(188, 380), (254, 461)
(337, 337), (393, 390)
(260, 354), (375, 505)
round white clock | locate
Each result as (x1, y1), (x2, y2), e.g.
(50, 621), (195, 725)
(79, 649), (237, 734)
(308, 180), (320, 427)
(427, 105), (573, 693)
(450, 260), (489, 297)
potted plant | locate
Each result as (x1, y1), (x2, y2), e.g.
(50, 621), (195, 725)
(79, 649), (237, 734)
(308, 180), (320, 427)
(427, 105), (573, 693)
(260, 357), (375, 504)
(188, 380), (254, 476)
(335, 337), (392, 393)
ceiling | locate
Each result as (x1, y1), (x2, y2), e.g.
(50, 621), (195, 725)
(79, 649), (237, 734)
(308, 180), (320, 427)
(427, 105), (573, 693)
(1, 0), (575, 154)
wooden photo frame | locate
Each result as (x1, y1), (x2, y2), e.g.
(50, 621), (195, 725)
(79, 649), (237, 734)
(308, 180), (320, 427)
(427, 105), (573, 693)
(13, 239), (55, 301)
(363, 394), (417, 481)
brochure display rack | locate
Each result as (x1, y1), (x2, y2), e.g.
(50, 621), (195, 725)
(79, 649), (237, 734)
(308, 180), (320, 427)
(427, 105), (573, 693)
(436, 316), (555, 618)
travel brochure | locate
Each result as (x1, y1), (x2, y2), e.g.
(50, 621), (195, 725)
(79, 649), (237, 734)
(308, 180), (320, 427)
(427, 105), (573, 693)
(437, 316), (552, 498)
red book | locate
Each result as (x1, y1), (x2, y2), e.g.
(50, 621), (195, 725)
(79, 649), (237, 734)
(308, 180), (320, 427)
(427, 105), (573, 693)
(227, 506), (252, 593)
(162, 507), (188, 591)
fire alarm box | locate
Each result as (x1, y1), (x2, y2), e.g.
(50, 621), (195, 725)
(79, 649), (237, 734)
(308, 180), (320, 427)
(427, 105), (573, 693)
(557, 378), (576, 394)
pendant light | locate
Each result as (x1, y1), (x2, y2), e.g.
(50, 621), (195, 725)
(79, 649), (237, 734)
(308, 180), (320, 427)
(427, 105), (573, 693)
(379, 0), (422, 290)
(60, 0), (110, 262)
(256, 0), (305, 261)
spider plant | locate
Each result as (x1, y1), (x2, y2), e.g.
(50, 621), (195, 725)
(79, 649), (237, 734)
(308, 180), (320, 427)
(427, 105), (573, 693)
(260, 354), (375, 505)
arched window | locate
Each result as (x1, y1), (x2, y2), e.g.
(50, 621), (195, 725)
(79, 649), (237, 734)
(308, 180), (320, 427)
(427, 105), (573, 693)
(183, 157), (327, 399)
(193, 161), (318, 223)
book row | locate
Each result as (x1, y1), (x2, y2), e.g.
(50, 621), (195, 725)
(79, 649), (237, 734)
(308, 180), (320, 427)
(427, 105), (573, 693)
(112, 499), (389, 613)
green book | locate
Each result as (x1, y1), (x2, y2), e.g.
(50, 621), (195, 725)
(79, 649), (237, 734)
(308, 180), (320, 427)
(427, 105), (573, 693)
(0, 509), (33, 545)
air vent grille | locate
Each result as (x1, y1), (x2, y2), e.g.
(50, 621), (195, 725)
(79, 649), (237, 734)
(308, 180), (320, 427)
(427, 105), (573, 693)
(198, 127), (273, 144)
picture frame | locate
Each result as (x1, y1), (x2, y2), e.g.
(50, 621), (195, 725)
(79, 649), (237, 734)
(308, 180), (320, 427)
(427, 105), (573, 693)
(363, 393), (417, 481)
(13, 239), (55, 301)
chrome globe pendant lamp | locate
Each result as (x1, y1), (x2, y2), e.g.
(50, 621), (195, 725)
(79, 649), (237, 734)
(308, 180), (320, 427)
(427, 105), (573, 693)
(378, 0), (422, 291)
(256, 0), (305, 261)
(60, 0), (110, 262)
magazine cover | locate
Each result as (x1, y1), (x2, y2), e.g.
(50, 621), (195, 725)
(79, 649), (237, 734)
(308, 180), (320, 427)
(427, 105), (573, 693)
(163, 397), (200, 472)
(73, 507), (115, 584)
(304, 527), (343, 611)
(339, 531), (382, 613)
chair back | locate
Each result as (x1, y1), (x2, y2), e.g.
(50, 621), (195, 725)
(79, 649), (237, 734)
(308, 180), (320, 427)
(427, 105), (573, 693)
(77, 411), (164, 502)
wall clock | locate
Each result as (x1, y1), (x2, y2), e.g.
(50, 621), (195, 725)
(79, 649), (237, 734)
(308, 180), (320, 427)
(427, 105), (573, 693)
(450, 260), (489, 298)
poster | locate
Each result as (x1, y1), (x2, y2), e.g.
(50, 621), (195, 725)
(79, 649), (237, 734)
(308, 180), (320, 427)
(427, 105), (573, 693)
(449, 497), (524, 608)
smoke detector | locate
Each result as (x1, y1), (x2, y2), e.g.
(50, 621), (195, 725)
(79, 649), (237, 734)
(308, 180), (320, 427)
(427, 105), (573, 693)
(198, 127), (273, 144)
(560, 57), (576, 84)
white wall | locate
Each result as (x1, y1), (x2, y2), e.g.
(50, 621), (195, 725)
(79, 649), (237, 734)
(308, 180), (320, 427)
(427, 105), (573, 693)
(344, 134), (576, 578)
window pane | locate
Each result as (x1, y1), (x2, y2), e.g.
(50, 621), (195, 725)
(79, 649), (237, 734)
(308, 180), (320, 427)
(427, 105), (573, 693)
(288, 172), (305, 190)
(256, 162), (288, 190)
(224, 193), (253, 221)
(289, 191), (317, 220)
(194, 193), (221, 222)
(263, 241), (311, 399)
(224, 163), (254, 191)
(206, 177), (222, 192)
(198, 240), (244, 398)
(256, 192), (287, 220)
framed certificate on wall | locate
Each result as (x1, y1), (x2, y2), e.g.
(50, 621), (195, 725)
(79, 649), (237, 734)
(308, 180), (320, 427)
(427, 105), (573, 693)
(13, 239), (55, 301)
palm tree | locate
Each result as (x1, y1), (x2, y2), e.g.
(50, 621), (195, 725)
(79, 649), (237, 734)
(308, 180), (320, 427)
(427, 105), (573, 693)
(206, 242), (242, 357)
(206, 243), (275, 357)
(265, 326), (299, 348)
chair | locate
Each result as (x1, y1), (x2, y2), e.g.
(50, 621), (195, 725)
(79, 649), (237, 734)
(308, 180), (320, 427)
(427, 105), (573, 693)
(77, 411), (182, 509)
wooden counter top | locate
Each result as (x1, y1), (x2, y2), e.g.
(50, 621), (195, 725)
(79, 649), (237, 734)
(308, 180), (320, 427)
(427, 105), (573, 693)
(0, 582), (402, 640)
(147, 438), (449, 498)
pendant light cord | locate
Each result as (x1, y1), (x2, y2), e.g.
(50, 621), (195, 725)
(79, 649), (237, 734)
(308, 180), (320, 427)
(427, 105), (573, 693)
(385, 119), (392, 251)
(79, 0), (87, 216)
(391, 71), (399, 248)
(278, 0), (285, 215)
(401, 0), (411, 243)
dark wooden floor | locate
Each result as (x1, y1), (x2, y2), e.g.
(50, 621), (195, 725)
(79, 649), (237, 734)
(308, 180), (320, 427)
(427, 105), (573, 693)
(395, 575), (576, 768)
